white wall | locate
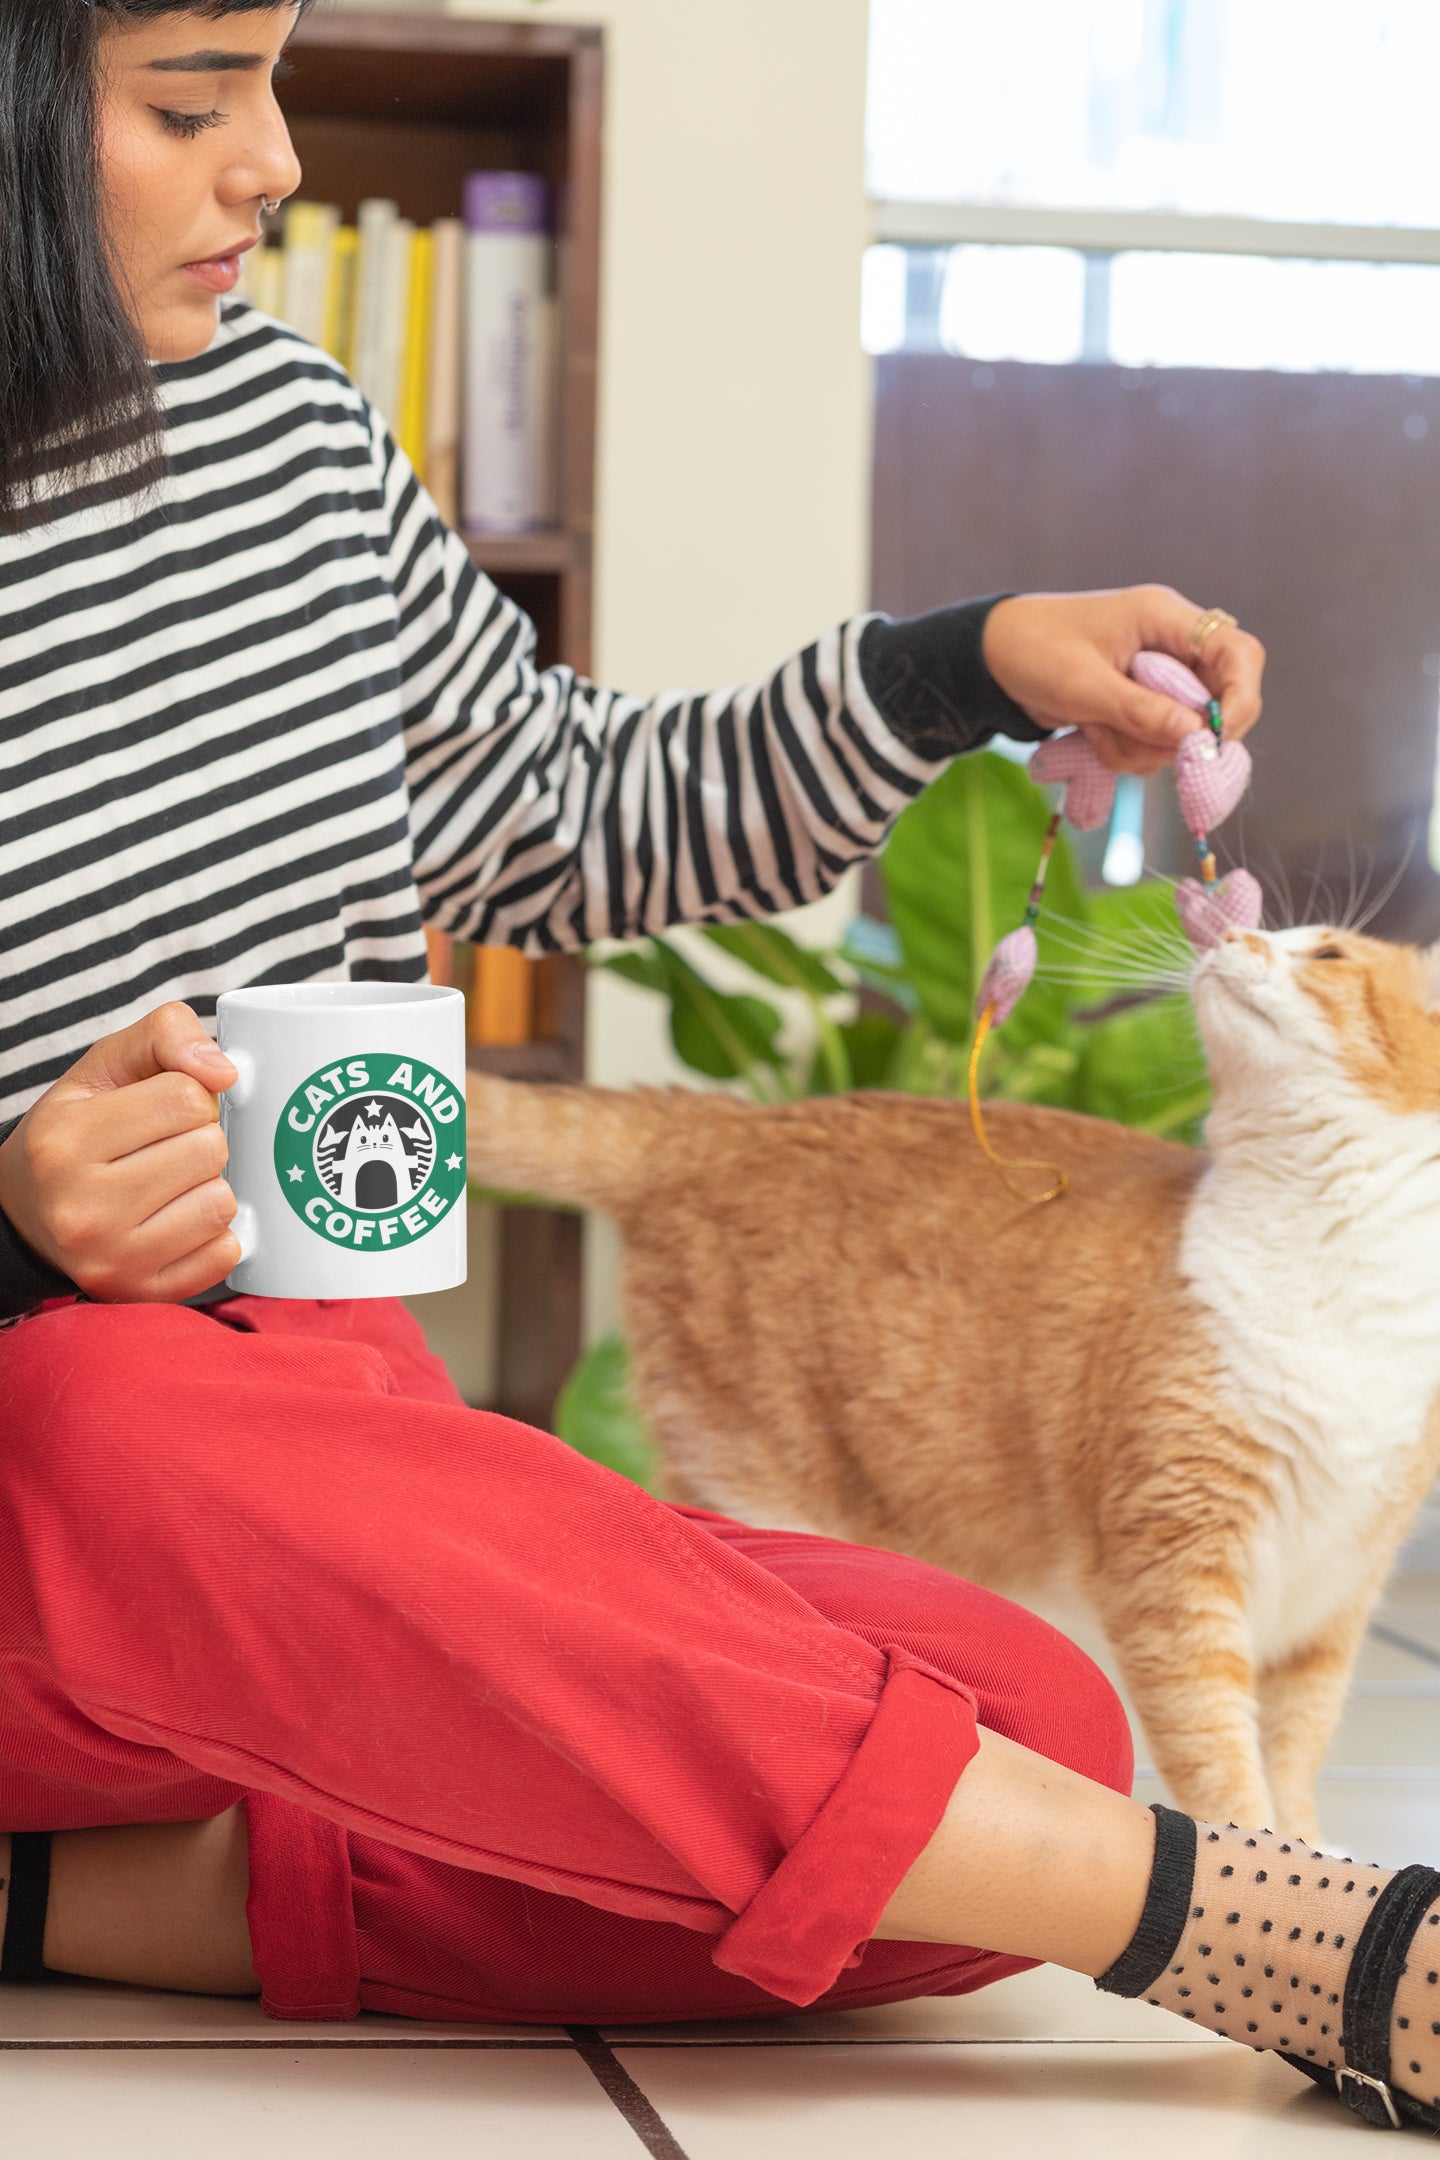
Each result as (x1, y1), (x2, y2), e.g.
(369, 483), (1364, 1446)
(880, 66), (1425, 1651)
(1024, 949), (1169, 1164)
(438, 0), (876, 1358)
(440, 0), (875, 1347)
(450, 0), (874, 696)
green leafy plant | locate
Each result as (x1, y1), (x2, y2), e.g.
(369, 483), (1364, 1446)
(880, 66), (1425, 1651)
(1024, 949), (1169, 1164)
(553, 751), (1206, 1478)
(554, 1329), (656, 1489)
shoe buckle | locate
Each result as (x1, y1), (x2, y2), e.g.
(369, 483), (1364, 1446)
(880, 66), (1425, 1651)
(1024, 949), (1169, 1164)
(1335, 2066), (1402, 2130)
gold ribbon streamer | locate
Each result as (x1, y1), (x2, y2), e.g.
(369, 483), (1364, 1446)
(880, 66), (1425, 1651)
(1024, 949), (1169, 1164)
(967, 1004), (1069, 1207)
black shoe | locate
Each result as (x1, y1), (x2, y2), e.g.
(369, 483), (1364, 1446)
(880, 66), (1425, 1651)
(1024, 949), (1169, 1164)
(1281, 1865), (1440, 2133)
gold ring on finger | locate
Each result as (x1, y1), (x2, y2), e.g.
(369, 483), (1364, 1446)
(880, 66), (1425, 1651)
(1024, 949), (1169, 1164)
(1190, 607), (1238, 656)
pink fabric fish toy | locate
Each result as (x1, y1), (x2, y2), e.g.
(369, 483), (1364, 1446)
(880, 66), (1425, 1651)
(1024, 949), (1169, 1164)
(1130, 650), (1262, 948)
(975, 925), (1039, 1028)
(975, 648), (1260, 1025)
(1029, 730), (1116, 832)
(1174, 867), (1265, 950)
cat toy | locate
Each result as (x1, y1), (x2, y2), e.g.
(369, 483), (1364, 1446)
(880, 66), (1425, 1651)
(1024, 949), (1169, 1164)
(968, 649), (1264, 1202)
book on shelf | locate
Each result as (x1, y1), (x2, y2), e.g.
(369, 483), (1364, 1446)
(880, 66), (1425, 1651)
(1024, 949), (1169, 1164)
(466, 947), (535, 1049)
(432, 941), (573, 1053)
(236, 178), (558, 539)
(324, 224), (358, 369)
(426, 220), (465, 527)
(280, 200), (337, 347)
(397, 226), (434, 474)
(462, 173), (557, 536)
(424, 925), (455, 989)
(426, 934), (563, 1054)
(350, 196), (394, 404)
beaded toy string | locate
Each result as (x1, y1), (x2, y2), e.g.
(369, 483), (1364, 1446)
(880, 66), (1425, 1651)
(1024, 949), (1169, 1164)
(1191, 694), (1227, 889)
(967, 649), (1263, 1206)
(967, 804), (1069, 1205)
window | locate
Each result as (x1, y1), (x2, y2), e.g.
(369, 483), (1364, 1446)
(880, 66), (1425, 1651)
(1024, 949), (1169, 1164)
(865, 0), (1440, 883)
(866, 0), (1440, 375)
(864, 244), (1440, 376)
(868, 0), (1440, 227)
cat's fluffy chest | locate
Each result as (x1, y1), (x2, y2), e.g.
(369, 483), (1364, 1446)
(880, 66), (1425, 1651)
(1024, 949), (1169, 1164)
(1182, 1106), (1440, 1664)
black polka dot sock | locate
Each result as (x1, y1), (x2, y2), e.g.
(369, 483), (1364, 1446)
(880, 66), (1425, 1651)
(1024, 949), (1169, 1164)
(1097, 1806), (1440, 2125)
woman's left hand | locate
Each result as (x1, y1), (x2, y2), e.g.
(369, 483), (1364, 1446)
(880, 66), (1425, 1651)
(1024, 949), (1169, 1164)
(982, 585), (1266, 776)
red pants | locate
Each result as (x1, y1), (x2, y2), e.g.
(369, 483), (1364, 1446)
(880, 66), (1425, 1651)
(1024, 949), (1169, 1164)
(0, 1296), (1131, 2024)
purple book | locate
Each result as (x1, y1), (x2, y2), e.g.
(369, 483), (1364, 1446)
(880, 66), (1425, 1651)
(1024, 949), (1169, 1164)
(463, 172), (549, 237)
(461, 173), (555, 533)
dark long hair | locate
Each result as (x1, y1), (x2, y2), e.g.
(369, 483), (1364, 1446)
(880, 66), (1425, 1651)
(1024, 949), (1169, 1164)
(0, 1), (315, 532)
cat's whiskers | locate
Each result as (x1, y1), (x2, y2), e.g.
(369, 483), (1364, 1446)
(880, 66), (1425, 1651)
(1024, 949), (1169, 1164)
(1040, 912), (1195, 973)
(1298, 859), (1335, 933)
(1241, 843), (1300, 933)
(1341, 831), (1364, 931)
(1037, 947), (1185, 980)
(1036, 977), (1188, 997)
(1073, 939), (1196, 980)
(1036, 959), (1191, 988)
(1034, 946), (1191, 977)
(1337, 835), (1413, 936)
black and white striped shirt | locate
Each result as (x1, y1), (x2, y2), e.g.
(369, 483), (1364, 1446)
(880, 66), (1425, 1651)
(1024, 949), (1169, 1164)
(0, 300), (1032, 1307)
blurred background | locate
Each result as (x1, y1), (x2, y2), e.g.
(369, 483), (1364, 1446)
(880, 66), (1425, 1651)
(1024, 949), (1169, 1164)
(303, 0), (1440, 1411)
(865, 0), (1440, 921)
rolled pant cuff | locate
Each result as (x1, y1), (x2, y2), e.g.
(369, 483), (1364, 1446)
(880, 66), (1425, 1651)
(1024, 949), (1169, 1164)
(713, 1649), (980, 2006)
(244, 1792), (361, 2021)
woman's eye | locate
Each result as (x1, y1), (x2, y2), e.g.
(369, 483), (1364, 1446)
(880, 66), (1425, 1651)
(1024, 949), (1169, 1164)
(157, 108), (226, 140)
(1311, 944), (1345, 961)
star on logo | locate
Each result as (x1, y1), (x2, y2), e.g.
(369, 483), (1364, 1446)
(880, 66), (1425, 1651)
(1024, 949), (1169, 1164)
(445, 1153), (463, 1172)
(365, 1100), (383, 1117)
(287, 1165), (304, 1183)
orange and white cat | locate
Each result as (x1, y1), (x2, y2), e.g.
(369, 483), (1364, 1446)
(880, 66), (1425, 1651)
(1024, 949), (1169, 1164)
(466, 925), (1440, 1839)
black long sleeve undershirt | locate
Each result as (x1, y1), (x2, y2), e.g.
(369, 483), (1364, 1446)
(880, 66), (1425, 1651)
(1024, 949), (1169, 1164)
(0, 1116), (73, 1319)
(858, 597), (1043, 761)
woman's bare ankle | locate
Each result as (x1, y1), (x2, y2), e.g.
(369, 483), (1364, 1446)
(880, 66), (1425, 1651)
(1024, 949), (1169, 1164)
(874, 1726), (1154, 1976)
(44, 1807), (259, 1997)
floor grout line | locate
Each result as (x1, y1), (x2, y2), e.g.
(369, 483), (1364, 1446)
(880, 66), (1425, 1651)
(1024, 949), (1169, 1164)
(1301, 1767), (1440, 1781)
(1133, 1766), (1440, 1784)
(0, 2034), (1221, 2054)
(594, 2034), (1217, 2049)
(1370, 1623), (1440, 1672)
(1349, 1683), (1440, 1698)
(0, 2031), (1224, 2059)
(0, 2036), (576, 2052)
(569, 2026), (694, 2159)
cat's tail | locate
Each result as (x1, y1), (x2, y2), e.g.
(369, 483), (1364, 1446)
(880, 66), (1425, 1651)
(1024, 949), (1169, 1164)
(465, 1074), (660, 1215)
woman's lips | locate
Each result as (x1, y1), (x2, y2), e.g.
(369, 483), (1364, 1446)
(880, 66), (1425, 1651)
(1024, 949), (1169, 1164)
(182, 255), (244, 294)
(181, 239), (257, 294)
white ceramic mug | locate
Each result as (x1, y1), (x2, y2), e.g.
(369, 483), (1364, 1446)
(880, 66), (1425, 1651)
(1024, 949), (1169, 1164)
(216, 983), (468, 1299)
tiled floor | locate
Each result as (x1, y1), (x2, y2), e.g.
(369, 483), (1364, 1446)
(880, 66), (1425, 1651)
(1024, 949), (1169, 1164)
(5, 1563), (1438, 2158)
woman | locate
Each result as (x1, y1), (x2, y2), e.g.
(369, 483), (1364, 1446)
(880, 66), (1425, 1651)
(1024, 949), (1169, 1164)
(2, 1), (1432, 2135)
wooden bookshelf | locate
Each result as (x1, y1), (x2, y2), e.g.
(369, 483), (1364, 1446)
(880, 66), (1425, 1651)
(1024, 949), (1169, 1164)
(285, 9), (602, 1429)
(467, 530), (582, 577)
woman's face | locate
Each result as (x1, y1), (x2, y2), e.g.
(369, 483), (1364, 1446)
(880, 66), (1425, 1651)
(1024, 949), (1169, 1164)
(96, 6), (304, 362)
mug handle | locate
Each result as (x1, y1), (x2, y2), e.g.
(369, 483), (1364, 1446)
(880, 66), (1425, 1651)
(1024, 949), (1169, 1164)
(221, 1046), (258, 1108)
(230, 1202), (260, 1266)
(216, 1043), (260, 1271)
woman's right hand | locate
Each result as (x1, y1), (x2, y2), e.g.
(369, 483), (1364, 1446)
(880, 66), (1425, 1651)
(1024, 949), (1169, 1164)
(0, 1003), (241, 1303)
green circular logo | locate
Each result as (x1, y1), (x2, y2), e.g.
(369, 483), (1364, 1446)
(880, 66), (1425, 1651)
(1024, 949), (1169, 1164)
(275, 1052), (467, 1253)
